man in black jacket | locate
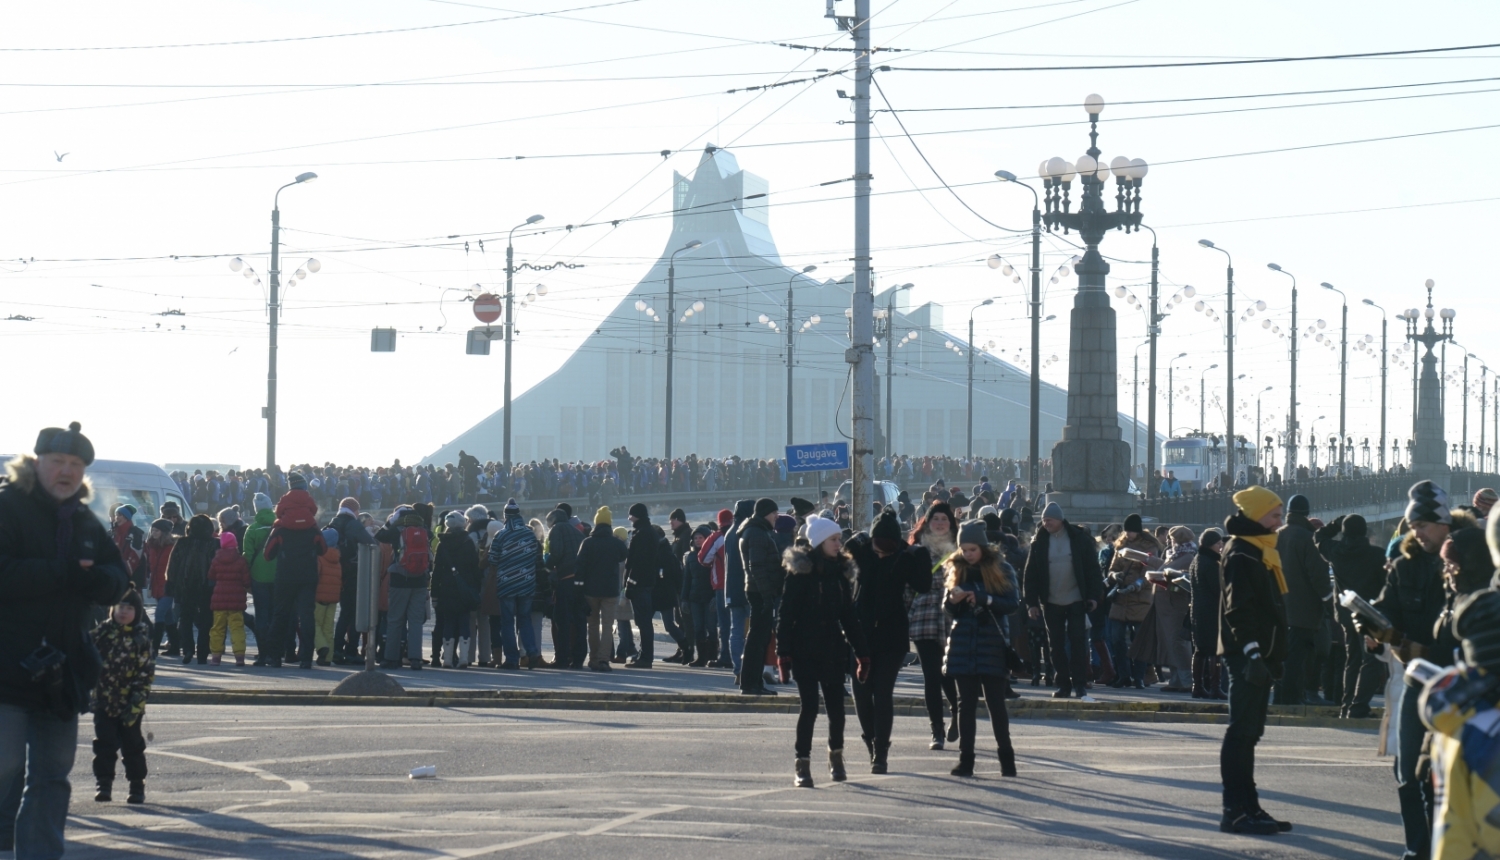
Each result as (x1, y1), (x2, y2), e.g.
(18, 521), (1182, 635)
(327, 497), (376, 664)
(738, 498), (782, 695)
(1275, 494), (1333, 707)
(1218, 485), (1292, 836)
(1365, 480), (1451, 860)
(545, 506), (587, 670)
(0, 424), (128, 858)
(1313, 514), (1389, 719)
(623, 503), (662, 669)
(1022, 502), (1104, 700)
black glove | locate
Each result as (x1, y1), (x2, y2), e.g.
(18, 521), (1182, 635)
(1242, 652), (1273, 687)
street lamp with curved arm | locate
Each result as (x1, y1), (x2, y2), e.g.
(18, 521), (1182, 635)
(1361, 297), (1390, 471)
(663, 239), (703, 460)
(995, 168), (1044, 491)
(501, 214), (545, 467)
(880, 282), (915, 459)
(966, 298), (995, 459)
(1267, 263), (1298, 476)
(1199, 239), (1238, 477)
(1321, 282), (1350, 470)
(264, 171), (319, 471)
(786, 264), (819, 446)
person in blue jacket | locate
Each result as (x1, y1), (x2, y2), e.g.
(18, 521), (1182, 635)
(942, 520), (1020, 778)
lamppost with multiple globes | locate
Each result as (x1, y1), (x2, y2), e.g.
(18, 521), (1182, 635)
(1266, 263), (1298, 478)
(1321, 282), (1349, 472)
(1398, 279), (1455, 476)
(663, 239), (703, 460)
(967, 298), (994, 459)
(1034, 94), (1146, 515)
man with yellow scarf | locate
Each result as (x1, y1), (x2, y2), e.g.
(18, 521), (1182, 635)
(1217, 485), (1291, 836)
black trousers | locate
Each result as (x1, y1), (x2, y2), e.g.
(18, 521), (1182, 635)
(1043, 601), (1089, 693)
(741, 592), (774, 690)
(270, 578), (317, 664)
(333, 586), (360, 658)
(953, 673), (1013, 758)
(794, 669), (847, 759)
(630, 590), (655, 665)
(913, 639), (957, 733)
(1275, 625), (1316, 705)
(554, 584), (589, 667)
(92, 713), (146, 785)
(1339, 610), (1386, 709)
(177, 603), (213, 660)
(851, 650), (904, 748)
(1220, 650), (1270, 812)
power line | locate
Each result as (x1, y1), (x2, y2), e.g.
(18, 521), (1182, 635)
(885, 40), (1500, 72)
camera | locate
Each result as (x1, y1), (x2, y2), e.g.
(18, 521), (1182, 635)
(19, 643), (66, 683)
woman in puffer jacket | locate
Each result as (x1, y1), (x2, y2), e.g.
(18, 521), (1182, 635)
(942, 520), (1020, 778)
(907, 503), (961, 750)
(1105, 514), (1163, 689)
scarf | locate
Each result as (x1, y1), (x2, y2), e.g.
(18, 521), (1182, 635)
(1237, 532), (1287, 594)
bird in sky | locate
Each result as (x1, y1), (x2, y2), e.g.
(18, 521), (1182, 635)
(54, 151), (68, 162)
(228, 347), (238, 355)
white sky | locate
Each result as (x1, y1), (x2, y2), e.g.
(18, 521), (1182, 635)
(2, 0), (1499, 469)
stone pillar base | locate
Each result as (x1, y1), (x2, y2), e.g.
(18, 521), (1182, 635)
(1409, 461), (1451, 487)
(1051, 438), (1131, 496)
(1042, 490), (1140, 527)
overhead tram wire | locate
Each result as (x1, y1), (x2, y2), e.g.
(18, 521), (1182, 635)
(883, 40), (1500, 72)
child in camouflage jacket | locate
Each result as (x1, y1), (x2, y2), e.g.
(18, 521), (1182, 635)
(90, 588), (156, 804)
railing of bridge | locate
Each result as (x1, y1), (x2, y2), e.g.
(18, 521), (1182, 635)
(1138, 470), (1500, 526)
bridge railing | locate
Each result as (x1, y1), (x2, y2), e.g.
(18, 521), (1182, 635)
(1138, 470), (1500, 527)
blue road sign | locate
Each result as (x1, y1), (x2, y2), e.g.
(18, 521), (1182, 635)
(785, 442), (849, 473)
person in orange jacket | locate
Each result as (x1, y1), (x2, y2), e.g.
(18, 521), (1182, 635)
(314, 528), (342, 666)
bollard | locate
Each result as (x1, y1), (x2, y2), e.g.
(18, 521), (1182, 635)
(355, 543), (379, 633)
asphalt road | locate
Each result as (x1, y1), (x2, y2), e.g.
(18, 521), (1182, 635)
(55, 704), (1403, 859)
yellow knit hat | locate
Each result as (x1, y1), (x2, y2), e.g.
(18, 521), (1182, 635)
(595, 505), (613, 527)
(1232, 485), (1283, 522)
(613, 526), (628, 541)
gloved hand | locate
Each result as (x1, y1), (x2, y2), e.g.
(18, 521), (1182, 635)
(1394, 639), (1427, 663)
(777, 656), (792, 685)
(1242, 651), (1273, 687)
(855, 657), (871, 684)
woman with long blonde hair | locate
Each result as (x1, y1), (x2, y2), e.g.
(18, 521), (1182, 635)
(942, 521), (1020, 777)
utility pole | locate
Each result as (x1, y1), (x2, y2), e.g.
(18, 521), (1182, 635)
(837, 0), (876, 526)
(1144, 231), (1160, 497)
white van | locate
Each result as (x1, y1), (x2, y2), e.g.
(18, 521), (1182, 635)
(82, 459), (191, 530)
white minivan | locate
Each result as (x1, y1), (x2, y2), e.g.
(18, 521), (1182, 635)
(3, 455), (190, 530)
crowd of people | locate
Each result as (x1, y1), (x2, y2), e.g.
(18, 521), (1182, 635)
(4, 420), (1500, 859)
(168, 450), (1052, 512)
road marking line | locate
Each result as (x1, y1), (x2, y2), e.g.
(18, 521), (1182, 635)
(240, 749), (441, 766)
(150, 749), (311, 793)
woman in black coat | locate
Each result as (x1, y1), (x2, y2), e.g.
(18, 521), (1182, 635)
(1188, 528), (1225, 699)
(843, 509), (931, 773)
(165, 514), (219, 665)
(943, 521), (1020, 777)
(776, 520), (869, 789)
(433, 511), (482, 668)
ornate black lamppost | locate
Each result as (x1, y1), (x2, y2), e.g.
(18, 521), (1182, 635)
(1400, 279), (1455, 478)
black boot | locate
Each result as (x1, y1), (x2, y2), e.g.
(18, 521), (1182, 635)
(94, 782), (112, 803)
(947, 712), (960, 742)
(871, 742), (890, 774)
(1191, 653), (1207, 699)
(1219, 807), (1279, 835)
(999, 745), (1017, 777)
(688, 639), (711, 668)
(126, 781), (145, 805)
(862, 737), (875, 763)
(929, 722), (945, 751)
(829, 748), (847, 782)
(950, 752), (975, 777)
(794, 757), (813, 788)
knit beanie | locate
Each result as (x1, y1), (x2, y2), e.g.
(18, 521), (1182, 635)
(466, 504), (489, 523)
(188, 514), (215, 539)
(218, 505), (241, 525)
(338, 496), (360, 514)
(1232, 485), (1284, 522)
(628, 502), (649, 520)
(805, 516), (842, 550)
(1473, 487), (1498, 515)
(219, 531), (238, 549)
(927, 502), (956, 528)
(775, 515), (796, 535)
(1454, 588), (1500, 671)
(790, 497), (816, 518)
(1406, 480), (1452, 525)
(1041, 502), (1063, 522)
(1287, 494), (1311, 516)
(287, 472), (308, 491)
(255, 493), (276, 514)
(114, 504), (137, 523)
(1199, 528), (1224, 548)
(716, 508), (733, 528)
(613, 527), (628, 542)
(1342, 514), (1368, 540)
(871, 508), (904, 553)
(977, 505), (998, 519)
(504, 498), (521, 517)
(957, 519), (988, 547)
(444, 511), (467, 532)
(595, 506), (614, 527)
(34, 421), (94, 465)
(668, 508), (687, 524)
(1123, 513), (1143, 533)
(322, 527), (341, 548)
(556, 503), (573, 518)
(149, 518), (172, 534)
(754, 498), (779, 519)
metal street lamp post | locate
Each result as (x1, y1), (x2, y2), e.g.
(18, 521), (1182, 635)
(994, 169), (1045, 493)
(1199, 364), (1219, 435)
(1267, 263), (1298, 478)
(1255, 385), (1273, 476)
(1168, 352), (1188, 438)
(262, 171), (317, 471)
(1199, 239), (1237, 481)
(503, 214), (545, 468)
(1401, 280), (1455, 476)
(786, 264), (818, 446)
(1361, 298), (1389, 472)
(663, 238), (703, 460)
(967, 298), (994, 459)
(1321, 282), (1349, 472)
(881, 282), (914, 460)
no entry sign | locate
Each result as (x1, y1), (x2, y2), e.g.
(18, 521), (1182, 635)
(473, 293), (502, 324)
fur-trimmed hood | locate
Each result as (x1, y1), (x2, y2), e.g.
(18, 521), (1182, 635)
(3, 454), (92, 502)
(783, 543), (858, 581)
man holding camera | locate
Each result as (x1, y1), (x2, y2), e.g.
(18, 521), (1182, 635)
(0, 423), (129, 859)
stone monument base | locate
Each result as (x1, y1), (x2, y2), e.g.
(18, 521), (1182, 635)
(1042, 490), (1140, 528)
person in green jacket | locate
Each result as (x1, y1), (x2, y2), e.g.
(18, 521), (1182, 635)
(240, 493), (278, 665)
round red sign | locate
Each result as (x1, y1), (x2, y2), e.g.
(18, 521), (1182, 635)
(473, 293), (502, 324)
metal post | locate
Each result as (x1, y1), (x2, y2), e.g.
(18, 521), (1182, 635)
(1381, 314), (1388, 472)
(885, 294), (895, 460)
(1200, 373), (1206, 434)
(504, 240), (514, 467)
(1133, 351), (1139, 472)
(266, 205), (280, 471)
(1290, 275), (1298, 477)
(666, 257), (676, 460)
(846, 0), (876, 526)
(787, 274), (795, 446)
(1225, 260), (1236, 482)
(1145, 237), (1159, 498)
(1462, 352), (1470, 470)
(967, 314), (975, 459)
(1029, 206), (1042, 494)
(1340, 299), (1348, 470)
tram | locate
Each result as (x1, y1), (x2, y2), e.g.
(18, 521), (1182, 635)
(1160, 434), (1257, 493)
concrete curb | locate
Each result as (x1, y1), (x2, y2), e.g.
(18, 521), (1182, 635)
(149, 689), (1381, 728)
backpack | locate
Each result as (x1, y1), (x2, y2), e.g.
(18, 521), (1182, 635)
(399, 526), (431, 575)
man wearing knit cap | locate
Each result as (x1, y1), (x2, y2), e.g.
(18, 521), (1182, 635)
(1368, 480), (1453, 858)
(738, 498), (783, 695)
(1472, 487), (1497, 522)
(326, 495), (377, 664)
(1275, 494), (1334, 707)
(1217, 485), (1292, 836)
(1022, 501), (1104, 700)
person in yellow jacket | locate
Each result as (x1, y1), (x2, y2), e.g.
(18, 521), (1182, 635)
(1421, 587), (1500, 860)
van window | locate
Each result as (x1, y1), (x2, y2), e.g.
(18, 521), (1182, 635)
(88, 488), (162, 529)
